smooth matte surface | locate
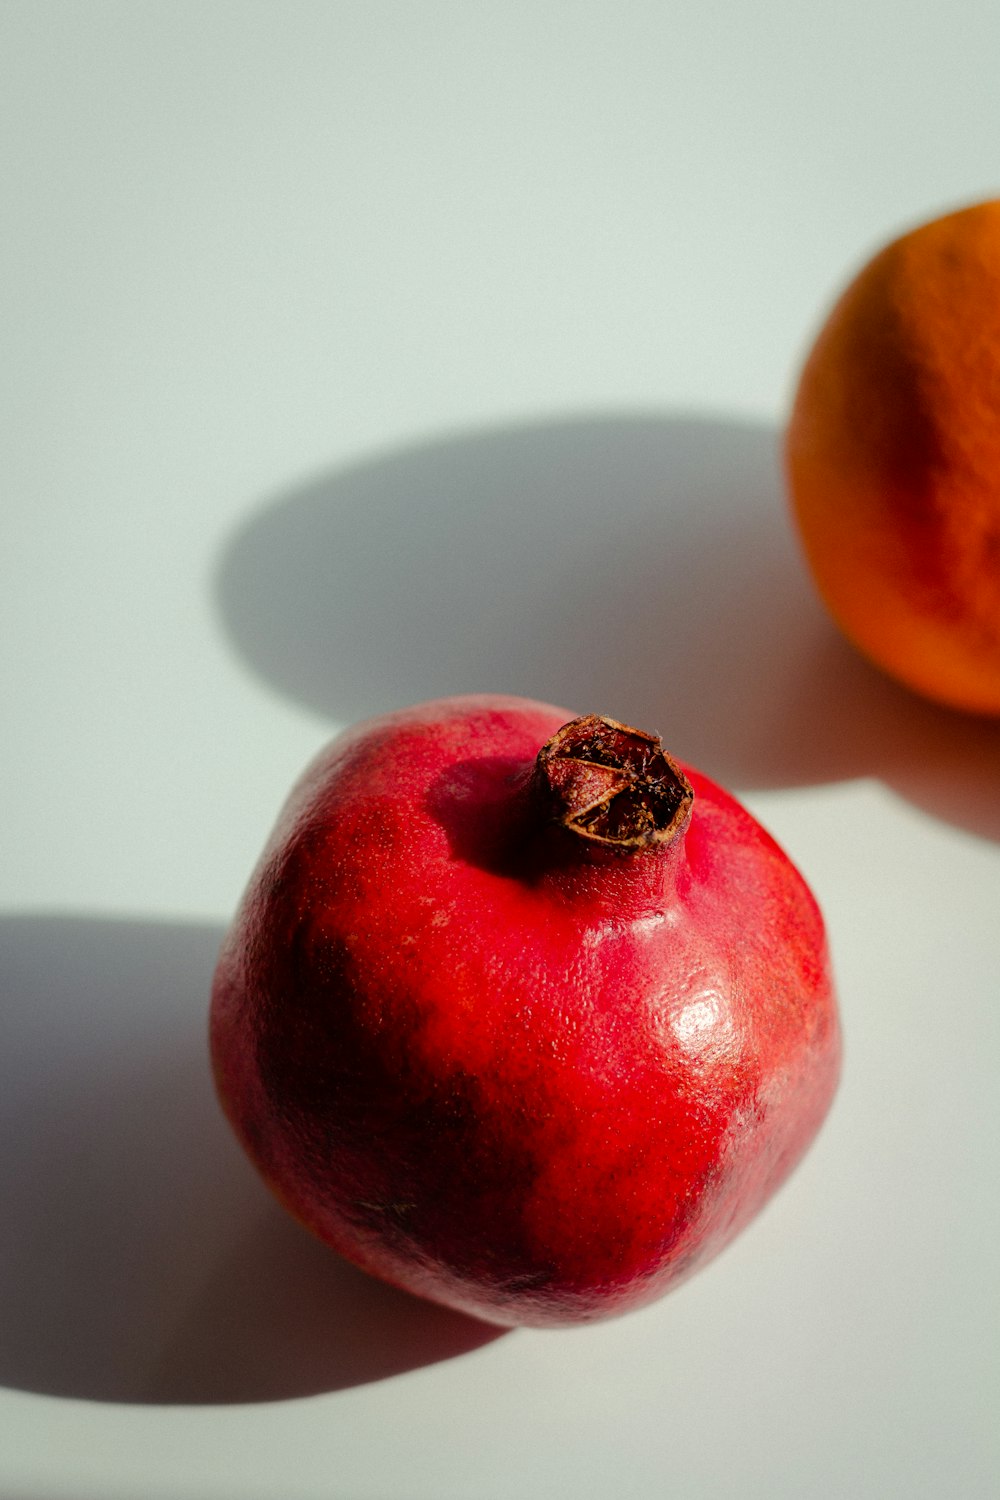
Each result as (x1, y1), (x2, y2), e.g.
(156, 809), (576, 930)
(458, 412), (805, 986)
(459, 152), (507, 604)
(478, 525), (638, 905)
(1, 5), (998, 1498)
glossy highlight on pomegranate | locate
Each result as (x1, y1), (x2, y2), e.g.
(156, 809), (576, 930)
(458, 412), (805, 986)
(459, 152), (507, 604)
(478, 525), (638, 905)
(211, 695), (840, 1327)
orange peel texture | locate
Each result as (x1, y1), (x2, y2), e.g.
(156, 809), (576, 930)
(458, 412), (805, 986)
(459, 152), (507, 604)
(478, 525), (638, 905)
(785, 199), (1000, 715)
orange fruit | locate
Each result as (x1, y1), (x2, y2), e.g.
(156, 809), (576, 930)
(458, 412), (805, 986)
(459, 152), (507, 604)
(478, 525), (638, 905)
(785, 199), (1000, 716)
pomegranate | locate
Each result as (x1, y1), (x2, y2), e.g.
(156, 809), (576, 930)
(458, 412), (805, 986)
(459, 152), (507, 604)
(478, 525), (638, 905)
(211, 695), (840, 1327)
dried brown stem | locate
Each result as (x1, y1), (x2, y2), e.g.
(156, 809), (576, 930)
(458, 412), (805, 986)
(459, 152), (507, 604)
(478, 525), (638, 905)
(532, 715), (694, 850)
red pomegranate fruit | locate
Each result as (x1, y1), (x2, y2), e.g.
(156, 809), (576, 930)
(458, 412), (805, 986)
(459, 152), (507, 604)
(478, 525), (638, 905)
(211, 695), (840, 1327)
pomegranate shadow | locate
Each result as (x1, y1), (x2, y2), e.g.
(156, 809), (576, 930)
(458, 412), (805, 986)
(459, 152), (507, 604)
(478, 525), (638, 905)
(213, 412), (1000, 839)
(0, 914), (505, 1405)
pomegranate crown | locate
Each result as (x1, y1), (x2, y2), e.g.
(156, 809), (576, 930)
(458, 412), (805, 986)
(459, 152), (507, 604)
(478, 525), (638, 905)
(533, 714), (694, 850)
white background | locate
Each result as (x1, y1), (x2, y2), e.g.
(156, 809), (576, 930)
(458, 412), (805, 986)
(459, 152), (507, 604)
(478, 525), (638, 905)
(1, 4), (998, 1498)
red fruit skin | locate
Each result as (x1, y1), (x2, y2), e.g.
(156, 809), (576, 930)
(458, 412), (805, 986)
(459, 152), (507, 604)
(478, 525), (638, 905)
(211, 695), (840, 1328)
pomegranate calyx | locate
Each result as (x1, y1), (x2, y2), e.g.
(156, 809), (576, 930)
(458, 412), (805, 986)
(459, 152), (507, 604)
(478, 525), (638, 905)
(533, 715), (694, 850)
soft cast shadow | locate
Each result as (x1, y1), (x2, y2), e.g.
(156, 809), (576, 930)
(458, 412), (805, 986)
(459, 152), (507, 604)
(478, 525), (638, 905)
(214, 413), (1000, 841)
(0, 914), (504, 1405)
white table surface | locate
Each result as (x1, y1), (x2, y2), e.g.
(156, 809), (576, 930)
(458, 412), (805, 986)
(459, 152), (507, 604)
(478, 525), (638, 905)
(2, 5), (998, 1498)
